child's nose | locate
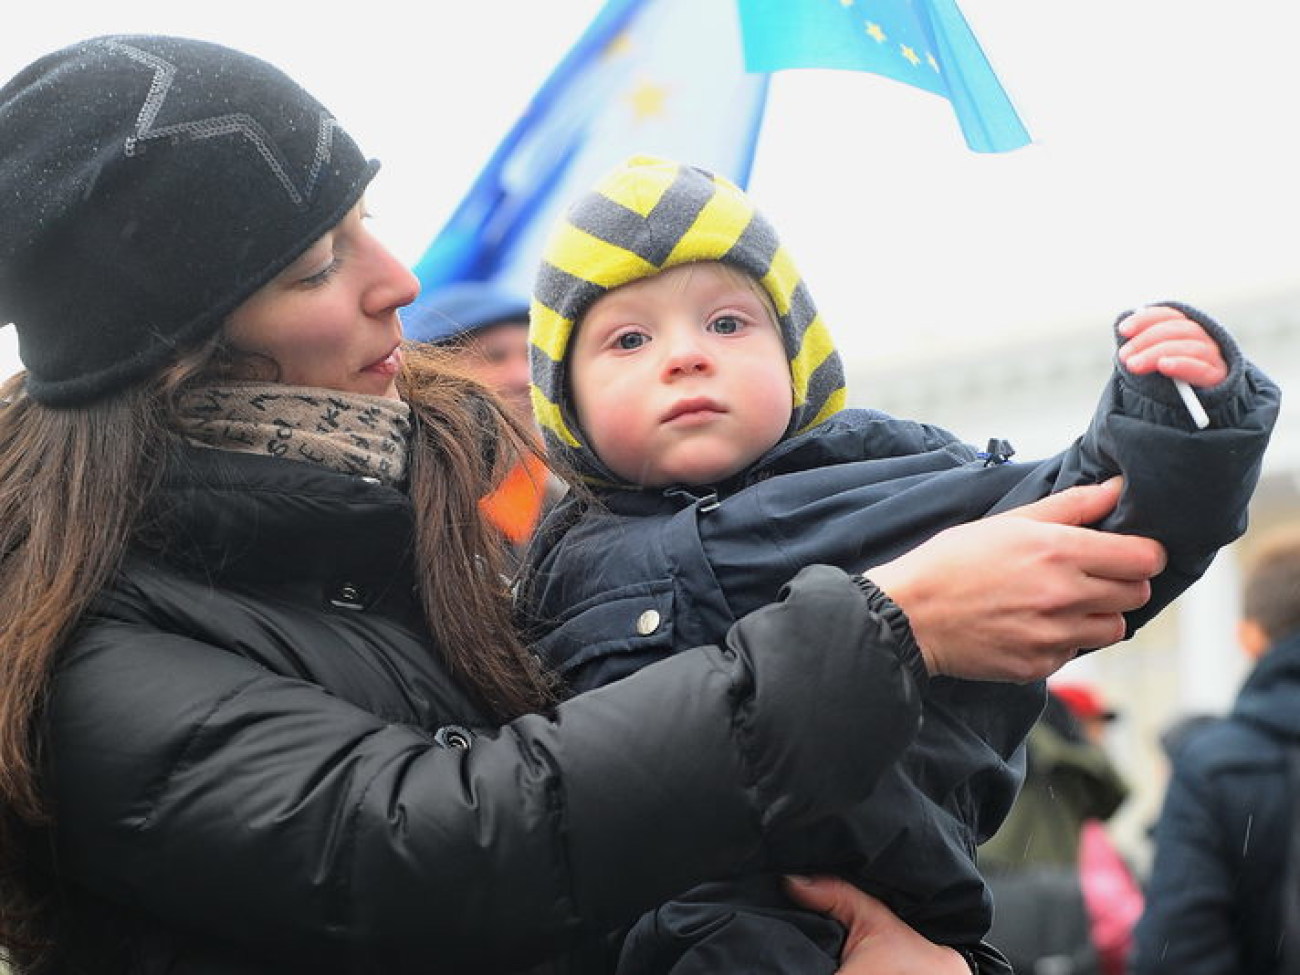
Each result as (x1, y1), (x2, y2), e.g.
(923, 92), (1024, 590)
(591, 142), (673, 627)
(663, 337), (713, 378)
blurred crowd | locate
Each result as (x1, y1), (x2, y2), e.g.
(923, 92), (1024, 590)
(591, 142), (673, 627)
(979, 523), (1300, 974)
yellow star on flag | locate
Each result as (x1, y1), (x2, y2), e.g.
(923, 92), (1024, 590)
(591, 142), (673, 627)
(602, 31), (634, 62)
(626, 79), (669, 121)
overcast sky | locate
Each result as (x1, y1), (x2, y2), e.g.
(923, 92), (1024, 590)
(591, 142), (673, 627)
(5, 1), (1300, 378)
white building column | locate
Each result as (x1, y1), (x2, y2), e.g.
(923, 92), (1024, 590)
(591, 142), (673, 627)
(1175, 547), (1246, 715)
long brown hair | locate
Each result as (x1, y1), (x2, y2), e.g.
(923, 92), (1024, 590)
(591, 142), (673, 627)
(0, 335), (555, 966)
(398, 341), (557, 716)
(0, 372), (167, 965)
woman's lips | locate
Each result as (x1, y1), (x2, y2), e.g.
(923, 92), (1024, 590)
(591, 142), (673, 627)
(363, 346), (403, 376)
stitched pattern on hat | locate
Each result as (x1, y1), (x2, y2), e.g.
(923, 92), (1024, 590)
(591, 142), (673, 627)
(110, 40), (335, 208)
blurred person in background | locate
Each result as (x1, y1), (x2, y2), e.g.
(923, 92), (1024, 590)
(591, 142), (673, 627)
(979, 683), (1139, 974)
(1134, 526), (1300, 974)
(1057, 684), (1145, 975)
(402, 281), (566, 569)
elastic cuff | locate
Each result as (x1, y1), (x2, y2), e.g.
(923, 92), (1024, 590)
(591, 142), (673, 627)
(852, 574), (927, 686)
(1112, 300), (1245, 410)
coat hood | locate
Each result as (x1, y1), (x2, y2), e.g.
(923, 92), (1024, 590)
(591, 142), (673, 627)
(528, 155), (846, 487)
(1232, 629), (1300, 741)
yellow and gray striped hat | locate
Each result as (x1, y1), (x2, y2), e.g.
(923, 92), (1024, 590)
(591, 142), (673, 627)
(530, 155), (846, 485)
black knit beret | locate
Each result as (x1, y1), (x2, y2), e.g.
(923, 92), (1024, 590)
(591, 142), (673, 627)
(0, 35), (379, 406)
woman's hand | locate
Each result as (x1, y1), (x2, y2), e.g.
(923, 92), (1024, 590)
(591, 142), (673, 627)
(783, 875), (971, 974)
(865, 477), (1166, 682)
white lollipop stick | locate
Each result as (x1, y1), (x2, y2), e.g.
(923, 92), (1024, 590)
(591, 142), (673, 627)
(1174, 379), (1210, 430)
(1126, 304), (1211, 430)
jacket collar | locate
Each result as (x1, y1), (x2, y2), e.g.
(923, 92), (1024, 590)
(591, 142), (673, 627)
(590, 408), (895, 502)
(138, 444), (416, 587)
(1233, 629), (1300, 740)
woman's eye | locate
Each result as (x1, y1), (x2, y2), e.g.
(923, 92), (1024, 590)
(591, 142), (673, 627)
(300, 258), (341, 287)
(615, 332), (647, 350)
(710, 315), (743, 335)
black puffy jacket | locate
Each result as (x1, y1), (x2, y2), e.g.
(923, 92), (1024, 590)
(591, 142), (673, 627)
(36, 444), (926, 975)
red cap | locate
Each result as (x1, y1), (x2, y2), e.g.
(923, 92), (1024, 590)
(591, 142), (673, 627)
(1051, 683), (1118, 722)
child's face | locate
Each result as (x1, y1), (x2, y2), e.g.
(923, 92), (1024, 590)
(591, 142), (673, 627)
(569, 262), (792, 488)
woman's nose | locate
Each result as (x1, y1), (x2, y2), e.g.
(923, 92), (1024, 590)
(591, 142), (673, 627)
(365, 239), (420, 316)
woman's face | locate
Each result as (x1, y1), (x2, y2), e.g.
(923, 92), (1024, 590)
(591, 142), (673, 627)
(224, 202), (420, 399)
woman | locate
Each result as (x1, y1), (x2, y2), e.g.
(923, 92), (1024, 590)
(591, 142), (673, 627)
(0, 35), (1165, 975)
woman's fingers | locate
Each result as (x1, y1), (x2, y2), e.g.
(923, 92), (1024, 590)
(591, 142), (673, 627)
(1004, 476), (1125, 527)
(783, 875), (971, 974)
(865, 480), (1166, 680)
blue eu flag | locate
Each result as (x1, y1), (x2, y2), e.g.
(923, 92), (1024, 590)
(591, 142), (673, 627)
(410, 0), (1028, 297)
(737, 0), (1030, 153)
(411, 0), (769, 298)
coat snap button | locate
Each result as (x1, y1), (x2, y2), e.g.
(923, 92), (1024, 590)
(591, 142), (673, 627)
(329, 583), (367, 610)
(434, 725), (473, 750)
(636, 609), (661, 636)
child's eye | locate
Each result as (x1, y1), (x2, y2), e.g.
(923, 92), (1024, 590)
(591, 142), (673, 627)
(615, 332), (648, 350)
(710, 315), (744, 335)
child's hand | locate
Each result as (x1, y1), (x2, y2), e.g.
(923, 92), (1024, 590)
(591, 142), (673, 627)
(1117, 306), (1227, 388)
